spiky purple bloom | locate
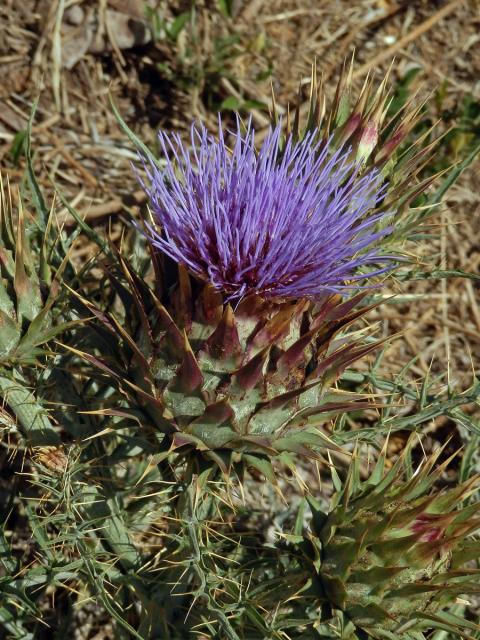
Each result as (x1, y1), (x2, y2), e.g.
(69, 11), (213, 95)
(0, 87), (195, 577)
(141, 118), (395, 299)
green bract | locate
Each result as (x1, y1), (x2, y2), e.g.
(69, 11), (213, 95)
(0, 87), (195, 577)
(71, 251), (382, 474)
(293, 441), (480, 639)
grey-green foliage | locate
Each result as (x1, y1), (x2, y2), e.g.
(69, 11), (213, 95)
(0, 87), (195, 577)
(2, 82), (480, 639)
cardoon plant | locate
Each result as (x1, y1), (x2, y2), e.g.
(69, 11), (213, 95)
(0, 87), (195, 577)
(71, 65), (442, 476)
(285, 440), (480, 639)
(199, 440), (480, 640)
(2, 63), (480, 640)
(71, 138), (393, 472)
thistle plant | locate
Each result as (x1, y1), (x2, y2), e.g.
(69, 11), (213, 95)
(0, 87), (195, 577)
(2, 64), (480, 640)
(0, 172), (72, 447)
(70, 64), (441, 476)
(285, 441), (480, 640)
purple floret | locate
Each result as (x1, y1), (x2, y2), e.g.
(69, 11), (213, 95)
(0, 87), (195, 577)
(141, 117), (395, 300)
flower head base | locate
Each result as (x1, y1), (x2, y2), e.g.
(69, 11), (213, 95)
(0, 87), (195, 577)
(411, 513), (449, 543)
(142, 118), (395, 300)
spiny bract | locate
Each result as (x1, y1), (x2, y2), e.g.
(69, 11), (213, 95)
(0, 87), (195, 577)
(73, 252), (379, 472)
(293, 442), (480, 639)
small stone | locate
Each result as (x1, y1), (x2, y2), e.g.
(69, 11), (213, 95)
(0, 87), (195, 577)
(107, 0), (145, 18)
(89, 9), (151, 52)
(65, 4), (85, 26)
(62, 23), (93, 69)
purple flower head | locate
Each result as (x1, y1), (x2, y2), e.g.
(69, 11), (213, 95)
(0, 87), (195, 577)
(141, 117), (395, 300)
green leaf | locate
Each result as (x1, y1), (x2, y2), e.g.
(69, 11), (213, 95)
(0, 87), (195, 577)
(167, 11), (190, 40)
(0, 530), (16, 574)
(0, 372), (60, 445)
(25, 100), (48, 231)
(294, 498), (306, 536)
(0, 309), (20, 357)
(243, 454), (277, 484)
(243, 99), (267, 111)
(221, 96), (242, 111)
(55, 188), (111, 256)
(186, 424), (236, 449)
(110, 96), (159, 167)
(428, 139), (480, 206)
(321, 573), (347, 609)
(17, 318), (84, 355)
(9, 130), (27, 165)
(417, 610), (480, 638)
(397, 268), (480, 282)
(218, 0), (233, 17)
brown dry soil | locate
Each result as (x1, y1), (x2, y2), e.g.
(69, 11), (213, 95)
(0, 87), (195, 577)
(1, 1), (480, 460)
